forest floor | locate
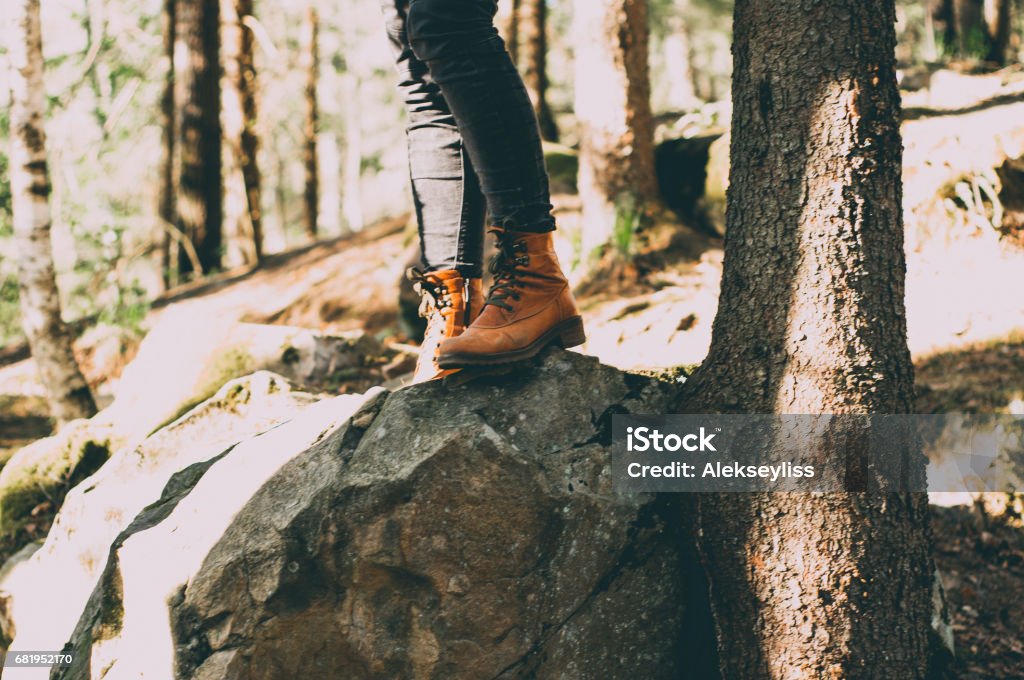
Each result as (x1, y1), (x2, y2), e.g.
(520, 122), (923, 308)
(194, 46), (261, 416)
(933, 505), (1024, 679)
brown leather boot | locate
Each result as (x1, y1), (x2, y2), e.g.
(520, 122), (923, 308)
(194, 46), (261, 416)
(437, 228), (585, 367)
(407, 268), (485, 383)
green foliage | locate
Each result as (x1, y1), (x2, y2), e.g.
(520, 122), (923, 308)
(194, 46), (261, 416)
(0, 122), (22, 348)
(958, 26), (991, 61)
(0, 278), (21, 349)
(568, 224), (585, 272)
(0, 424), (111, 535)
(0, 122), (10, 224)
(98, 279), (150, 335)
(611, 193), (644, 259)
(361, 153), (384, 174)
(69, 221), (151, 335)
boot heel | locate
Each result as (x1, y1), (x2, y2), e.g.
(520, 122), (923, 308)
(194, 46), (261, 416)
(558, 317), (586, 348)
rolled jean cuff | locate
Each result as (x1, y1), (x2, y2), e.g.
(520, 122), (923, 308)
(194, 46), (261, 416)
(493, 209), (556, 233)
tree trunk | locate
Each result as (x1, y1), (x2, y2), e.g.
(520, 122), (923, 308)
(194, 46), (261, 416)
(175, 0), (222, 278)
(923, 0), (939, 62)
(678, 0), (935, 676)
(159, 0), (176, 289)
(6, 0), (98, 423)
(520, 0), (558, 142)
(338, 0), (362, 234)
(954, 0), (989, 56)
(221, 0), (263, 267)
(301, 5), (319, 240)
(662, 12), (699, 111)
(341, 77), (363, 234)
(573, 0), (657, 258)
(937, 0), (957, 55)
(504, 0), (521, 65)
(983, 0), (1012, 64)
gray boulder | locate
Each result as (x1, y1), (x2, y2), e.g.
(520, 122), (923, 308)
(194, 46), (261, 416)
(54, 350), (689, 679)
(101, 316), (389, 444)
(0, 372), (320, 659)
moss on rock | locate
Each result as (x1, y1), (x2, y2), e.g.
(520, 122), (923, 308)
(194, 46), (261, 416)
(0, 421), (113, 535)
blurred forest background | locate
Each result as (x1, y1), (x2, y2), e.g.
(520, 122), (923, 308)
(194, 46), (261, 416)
(5, 0), (1018, 354)
(0, 0), (738, 347)
(1, 1), (1024, 675)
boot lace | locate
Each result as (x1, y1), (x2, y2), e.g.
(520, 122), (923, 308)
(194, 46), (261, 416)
(485, 229), (529, 312)
(406, 268), (452, 319)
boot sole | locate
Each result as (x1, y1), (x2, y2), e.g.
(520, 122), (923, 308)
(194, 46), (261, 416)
(437, 316), (586, 368)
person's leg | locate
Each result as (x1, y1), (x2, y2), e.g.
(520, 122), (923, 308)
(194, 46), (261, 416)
(380, 0), (487, 382)
(379, 0), (486, 278)
(405, 0), (555, 233)
(403, 0), (586, 367)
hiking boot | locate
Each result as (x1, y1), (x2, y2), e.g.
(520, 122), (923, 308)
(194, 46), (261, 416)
(437, 228), (585, 367)
(407, 268), (485, 383)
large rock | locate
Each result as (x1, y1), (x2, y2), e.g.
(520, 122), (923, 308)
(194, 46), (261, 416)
(0, 372), (320, 659)
(100, 312), (390, 444)
(46, 350), (688, 679)
(0, 319), (388, 539)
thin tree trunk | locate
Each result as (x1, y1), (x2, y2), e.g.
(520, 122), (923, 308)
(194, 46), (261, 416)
(662, 13), (699, 111)
(573, 0), (657, 258)
(275, 153), (289, 248)
(954, 0), (989, 56)
(677, 1), (934, 676)
(341, 75), (364, 233)
(938, 0), (958, 54)
(301, 5), (319, 240)
(175, 0), (223, 278)
(319, 131), (342, 234)
(222, 0), (263, 266)
(505, 0), (521, 65)
(520, 0), (558, 141)
(924, 0), (939, 62)
(159, 0), (177, 289)
(984, 0), (1012, 64)
(6, 0), (98, 423)
(338, 0), (362, 235)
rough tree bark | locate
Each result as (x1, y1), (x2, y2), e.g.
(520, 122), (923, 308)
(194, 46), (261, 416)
(221, 0), (264, 266)
(158, 0), (176, 288)
(6, 0), (98, 423)
(677, 0), (936, 677)
(301, 5), (319, 239)
(520, 0), (558, 142)
(175, 0), (223, 277)
(572, 0), (657, 258)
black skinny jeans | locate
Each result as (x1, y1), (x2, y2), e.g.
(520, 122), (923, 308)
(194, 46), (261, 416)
(379, 0), (555, 279)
